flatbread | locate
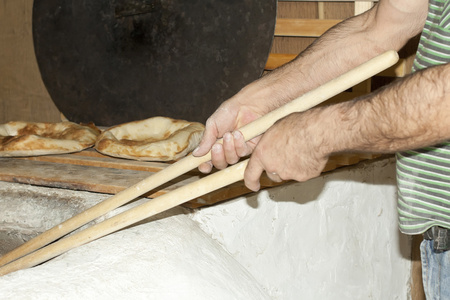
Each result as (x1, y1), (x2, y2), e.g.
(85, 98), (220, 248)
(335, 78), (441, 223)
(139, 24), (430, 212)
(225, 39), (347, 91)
(95, 117), (205, 161)
(0, 121), (101, 157)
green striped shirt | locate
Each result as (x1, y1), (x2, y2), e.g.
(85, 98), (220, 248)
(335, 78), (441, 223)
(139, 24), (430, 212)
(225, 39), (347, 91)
(397, 0), (450, 234)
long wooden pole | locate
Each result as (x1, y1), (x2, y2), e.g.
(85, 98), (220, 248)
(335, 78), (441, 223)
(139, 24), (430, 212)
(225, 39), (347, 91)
(0, 50), (399, 273)
(0, 159), (250, 276)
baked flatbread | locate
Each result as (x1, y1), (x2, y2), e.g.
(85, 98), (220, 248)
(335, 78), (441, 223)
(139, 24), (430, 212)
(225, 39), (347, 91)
(95, 117), (205, 161)
(0, 121), (101, 157)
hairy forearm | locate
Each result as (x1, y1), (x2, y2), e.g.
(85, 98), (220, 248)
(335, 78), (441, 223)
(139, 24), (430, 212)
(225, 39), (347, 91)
(240, 1), (426, 114)
(324, 63), (450, 154)
(243, 11), (385, 112)
(242, 65), (450, 189)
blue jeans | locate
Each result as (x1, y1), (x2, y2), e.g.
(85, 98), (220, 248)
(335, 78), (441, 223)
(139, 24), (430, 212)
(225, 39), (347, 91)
(421, 239), (450, 299)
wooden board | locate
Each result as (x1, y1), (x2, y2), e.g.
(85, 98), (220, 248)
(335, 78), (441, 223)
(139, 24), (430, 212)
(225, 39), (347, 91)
(0, 148), (382, 209)
(275, 19), (341, 37)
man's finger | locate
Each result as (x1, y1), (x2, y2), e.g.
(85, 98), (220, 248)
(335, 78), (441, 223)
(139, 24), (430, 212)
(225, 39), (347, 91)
(193, 120), (219, 157)
(233, 131), (253, 157)
(198, 161), (213, 174)
(223, 132), (240, 165)
(266, 171), (282, 183)
(211, 143), (229, 170)
(244, 156), (264, 192)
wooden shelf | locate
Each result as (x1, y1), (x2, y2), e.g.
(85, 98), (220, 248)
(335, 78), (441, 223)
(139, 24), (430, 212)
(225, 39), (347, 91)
(275, 18), (341, 37)
(0, 148), (381, 209)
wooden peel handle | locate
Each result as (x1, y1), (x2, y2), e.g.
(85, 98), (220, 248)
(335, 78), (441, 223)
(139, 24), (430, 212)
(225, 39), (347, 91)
(0, 160), (249, 276)
(0, 50), (399, 272)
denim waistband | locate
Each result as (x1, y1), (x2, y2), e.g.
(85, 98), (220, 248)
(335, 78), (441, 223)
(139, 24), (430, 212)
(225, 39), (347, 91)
(424, 226), (450, 253)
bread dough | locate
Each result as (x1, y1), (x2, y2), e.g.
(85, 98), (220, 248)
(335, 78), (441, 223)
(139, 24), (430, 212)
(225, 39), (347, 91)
(0, 121), (100, 156)
(95, 116), (205, 161)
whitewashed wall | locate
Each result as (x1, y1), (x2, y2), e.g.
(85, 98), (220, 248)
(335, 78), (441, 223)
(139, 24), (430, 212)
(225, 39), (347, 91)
(192, 157), (411, 299)
(0, 157), (411, 299)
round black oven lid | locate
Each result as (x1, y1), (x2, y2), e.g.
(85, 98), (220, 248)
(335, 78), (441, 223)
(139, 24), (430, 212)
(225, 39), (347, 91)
(32, 0), (277, 126)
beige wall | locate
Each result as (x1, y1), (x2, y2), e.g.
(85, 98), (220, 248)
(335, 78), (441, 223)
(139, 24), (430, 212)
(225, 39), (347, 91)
(0, 0), (60, 123)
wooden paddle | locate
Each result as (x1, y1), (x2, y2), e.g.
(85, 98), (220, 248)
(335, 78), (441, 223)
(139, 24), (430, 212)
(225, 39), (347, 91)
(0, 50), (399, 275)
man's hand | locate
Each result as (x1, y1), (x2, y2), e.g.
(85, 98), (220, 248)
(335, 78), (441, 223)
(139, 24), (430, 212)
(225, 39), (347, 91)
(192, 98), (263, 173)
(245, 111), (330, 191)
(193, 102), (259, 173)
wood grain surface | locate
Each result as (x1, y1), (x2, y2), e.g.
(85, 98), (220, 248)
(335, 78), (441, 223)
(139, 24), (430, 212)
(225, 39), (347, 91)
(0, 148), (381, 208)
